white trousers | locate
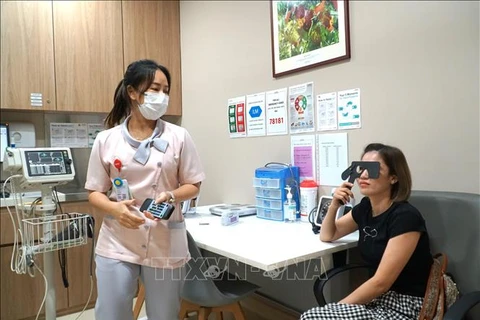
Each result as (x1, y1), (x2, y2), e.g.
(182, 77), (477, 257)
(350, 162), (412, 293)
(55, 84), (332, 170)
(95, 255), (185, 320)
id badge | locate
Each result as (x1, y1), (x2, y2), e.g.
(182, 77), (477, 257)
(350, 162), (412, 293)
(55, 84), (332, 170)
(113, 178), (132, 201)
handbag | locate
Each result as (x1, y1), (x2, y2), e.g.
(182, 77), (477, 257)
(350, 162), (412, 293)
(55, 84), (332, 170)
(418, 253), (460, 320)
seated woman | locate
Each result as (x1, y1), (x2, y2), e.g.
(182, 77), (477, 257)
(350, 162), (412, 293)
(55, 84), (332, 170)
(301, 143), (433, 320)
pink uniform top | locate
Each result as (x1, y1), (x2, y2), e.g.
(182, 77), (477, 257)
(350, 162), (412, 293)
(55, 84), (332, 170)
(85, 119), (205, 268)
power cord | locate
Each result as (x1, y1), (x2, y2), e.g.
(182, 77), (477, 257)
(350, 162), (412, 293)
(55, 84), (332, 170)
(74, 221), (95, 320)
(308, 206), (320, 234)
(29, 197), (42, 216)
(33, 261), (48, 320)
(75, 276), (94, 320)
(53, 187), (71, 289)
(3, 175), (28, 274)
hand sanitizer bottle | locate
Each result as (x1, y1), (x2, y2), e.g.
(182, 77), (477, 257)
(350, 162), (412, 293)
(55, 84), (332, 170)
(284, 185), (297, 223)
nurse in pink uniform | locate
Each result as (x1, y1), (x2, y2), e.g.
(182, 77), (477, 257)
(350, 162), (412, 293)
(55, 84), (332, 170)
(85, 59), (205, 320)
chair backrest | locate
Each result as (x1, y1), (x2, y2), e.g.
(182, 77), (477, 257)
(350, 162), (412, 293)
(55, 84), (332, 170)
(182, 231), (228, 305)
(409, 190), (480, 295)
(186, 230), (205, 260)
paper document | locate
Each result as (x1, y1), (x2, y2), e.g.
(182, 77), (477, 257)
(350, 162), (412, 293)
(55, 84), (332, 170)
(337, 88), (361, 130)
(228, 96), (247, 138)
(317, 92), (338, 131)
(265, 88), (288, 136)
(289, 82), (315, 134)
(246, 92), (266, 137)
(50, 123), (88, 148)
(317, 133), (348, 186)
(291, 135), (316, 181)
(88, 124), (104, 147)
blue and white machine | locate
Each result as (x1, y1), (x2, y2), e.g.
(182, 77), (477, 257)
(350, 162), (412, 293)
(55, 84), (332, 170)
(254, 164), (300, 221)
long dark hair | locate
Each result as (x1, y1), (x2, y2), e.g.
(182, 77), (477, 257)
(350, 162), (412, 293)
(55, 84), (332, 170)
(104, 59), (171, 128)
(362, 143), (412, 201)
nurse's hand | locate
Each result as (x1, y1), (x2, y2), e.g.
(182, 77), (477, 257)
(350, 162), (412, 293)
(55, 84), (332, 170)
(144, 192), (169, 221)
(112, 199), (145, 229)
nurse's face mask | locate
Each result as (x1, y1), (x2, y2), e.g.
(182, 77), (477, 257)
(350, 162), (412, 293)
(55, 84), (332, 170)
(138, 92), (169, 120)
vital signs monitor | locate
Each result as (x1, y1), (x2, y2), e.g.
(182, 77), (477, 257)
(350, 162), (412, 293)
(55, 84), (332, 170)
(3, 147), (75, 189)
(0, 123), (10, 162)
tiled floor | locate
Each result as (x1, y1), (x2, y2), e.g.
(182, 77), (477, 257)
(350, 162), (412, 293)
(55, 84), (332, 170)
(56, 297), (299, 320)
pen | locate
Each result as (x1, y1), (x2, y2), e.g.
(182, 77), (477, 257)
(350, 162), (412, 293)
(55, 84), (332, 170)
(199, 222), (209, 225)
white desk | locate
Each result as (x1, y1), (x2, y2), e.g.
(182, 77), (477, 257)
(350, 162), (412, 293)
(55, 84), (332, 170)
(185, 205), (358, 271)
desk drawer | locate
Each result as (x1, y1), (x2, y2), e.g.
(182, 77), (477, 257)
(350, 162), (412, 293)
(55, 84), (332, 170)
(256, 208), (283, 221)
(255, 198), (283, 210)
(255, 188), (282, 199)
(253, 178), (280, 189)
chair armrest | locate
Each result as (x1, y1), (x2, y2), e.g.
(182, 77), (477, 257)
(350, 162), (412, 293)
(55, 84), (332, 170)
(444, 291), (480, 320)
(313, 263), (372, 306)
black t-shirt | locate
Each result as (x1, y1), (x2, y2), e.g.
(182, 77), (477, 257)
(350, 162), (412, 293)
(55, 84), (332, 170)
(351, 197), (433, 297)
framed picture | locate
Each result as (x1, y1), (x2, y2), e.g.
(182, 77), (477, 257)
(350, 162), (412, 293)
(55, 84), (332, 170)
(270, 0), (351, 78)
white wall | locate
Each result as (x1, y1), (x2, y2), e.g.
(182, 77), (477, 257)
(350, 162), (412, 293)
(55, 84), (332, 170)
(180, 1), (480, 206)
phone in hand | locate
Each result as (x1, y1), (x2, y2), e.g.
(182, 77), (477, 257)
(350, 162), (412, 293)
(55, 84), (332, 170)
(140, 198), (175, 220)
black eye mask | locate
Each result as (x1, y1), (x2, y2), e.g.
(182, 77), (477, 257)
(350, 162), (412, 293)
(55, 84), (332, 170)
(341, 161), (381, 184)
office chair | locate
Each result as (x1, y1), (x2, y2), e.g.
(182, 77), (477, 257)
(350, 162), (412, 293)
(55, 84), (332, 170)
(179, 230), (260, 319)
(133, 231), (260, 320)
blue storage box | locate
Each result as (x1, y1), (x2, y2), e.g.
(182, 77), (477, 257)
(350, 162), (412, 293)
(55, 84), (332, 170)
(254, 165), (300, 221)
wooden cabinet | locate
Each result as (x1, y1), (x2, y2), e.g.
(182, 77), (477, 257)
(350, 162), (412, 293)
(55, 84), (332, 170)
(53, 1), (124, 113)
(0, 1), (56, 111)
(122, 0), (182, 116)
(1, 207), (16, 245)
(1, 0), (182, 115)
(0, 246), (69, 319)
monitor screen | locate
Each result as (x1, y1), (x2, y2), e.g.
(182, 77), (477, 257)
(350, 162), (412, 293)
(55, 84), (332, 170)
(24, 150), (72, 177)
(0, 123), (10, 162)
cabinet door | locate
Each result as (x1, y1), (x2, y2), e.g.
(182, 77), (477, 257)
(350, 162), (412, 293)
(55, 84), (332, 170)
(0, 207), (16, 246)
(0, 246), (68, 319)
(122, 0), (182, 116)
(60, 201), (102, 308)
(0, 1), (56, 110)
(53, 1), (123, 113)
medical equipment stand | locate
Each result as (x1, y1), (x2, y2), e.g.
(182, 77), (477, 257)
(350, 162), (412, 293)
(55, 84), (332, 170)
(40, 186), (57, 320)
(4, 147), (88, 320)
(24, 185), (87, 320)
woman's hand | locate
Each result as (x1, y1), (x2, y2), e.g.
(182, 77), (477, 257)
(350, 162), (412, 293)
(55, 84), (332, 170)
(155, 191), (170, 204)
(143, 191), (170, 221)
(332, 182), (354, 206)
(112, 199), (145, 229)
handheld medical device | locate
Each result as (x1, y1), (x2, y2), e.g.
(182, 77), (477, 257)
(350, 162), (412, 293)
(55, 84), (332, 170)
(3, 147), (91, 320)
(341, 161), (380, 183)
(140, 198), (175, 220)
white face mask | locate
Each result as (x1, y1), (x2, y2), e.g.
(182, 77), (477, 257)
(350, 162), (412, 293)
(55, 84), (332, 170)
(138, 92), (169, 120)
